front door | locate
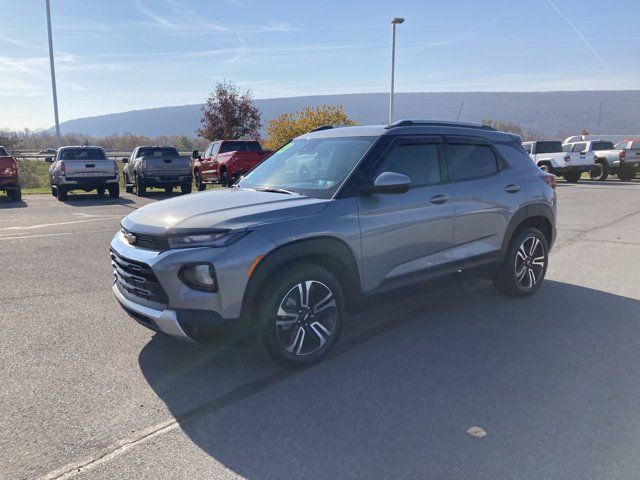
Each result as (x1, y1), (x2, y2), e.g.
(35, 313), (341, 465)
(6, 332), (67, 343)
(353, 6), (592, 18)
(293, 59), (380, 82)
(356, 136), (455, 292)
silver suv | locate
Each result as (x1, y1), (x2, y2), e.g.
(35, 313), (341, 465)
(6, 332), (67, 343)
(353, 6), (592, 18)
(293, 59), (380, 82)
(110, 121), (557, 366)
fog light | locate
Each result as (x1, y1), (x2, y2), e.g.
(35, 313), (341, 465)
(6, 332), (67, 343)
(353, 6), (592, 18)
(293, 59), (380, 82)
(179, 263), (217, 292)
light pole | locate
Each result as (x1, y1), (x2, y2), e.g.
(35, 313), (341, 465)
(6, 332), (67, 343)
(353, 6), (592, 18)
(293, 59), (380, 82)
(46, 0), (61, 148)
(388, 17), (404, 125)
(596, 100), (603, 135)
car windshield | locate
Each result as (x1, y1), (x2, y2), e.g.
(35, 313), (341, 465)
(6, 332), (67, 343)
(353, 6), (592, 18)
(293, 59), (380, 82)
(237, 136), (376, 199)
(536, 141), (563, 153)
(137, 147), (179, 157)
(59, 148), (107, 160)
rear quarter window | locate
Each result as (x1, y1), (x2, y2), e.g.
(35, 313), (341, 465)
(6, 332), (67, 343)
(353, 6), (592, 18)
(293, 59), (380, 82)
(446, 143), (499, 181)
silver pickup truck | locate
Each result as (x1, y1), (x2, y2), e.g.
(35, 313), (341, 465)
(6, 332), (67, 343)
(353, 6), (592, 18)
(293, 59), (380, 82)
(47, 146), (119, 201)
(122, 146), (192, 196)
(587, 139), (640, 181)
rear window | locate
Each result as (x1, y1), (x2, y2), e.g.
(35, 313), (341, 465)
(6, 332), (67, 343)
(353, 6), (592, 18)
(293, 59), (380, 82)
(535, 141), (563, 154)
(59, 148), (107, 160)
(137, 147), (179, 157)
(0, 147), (8, 156)
(219, 141), (262, 153)
(592, 141), (614, 151)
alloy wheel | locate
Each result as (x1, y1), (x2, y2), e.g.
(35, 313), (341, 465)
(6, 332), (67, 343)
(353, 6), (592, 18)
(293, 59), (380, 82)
(514, 236), (546, 289)
(275, 280), (337, 356)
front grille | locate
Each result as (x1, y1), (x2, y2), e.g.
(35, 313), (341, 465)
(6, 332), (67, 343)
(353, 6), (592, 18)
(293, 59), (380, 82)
(111, 249), (169, 304)
(122, 228), (169, 251)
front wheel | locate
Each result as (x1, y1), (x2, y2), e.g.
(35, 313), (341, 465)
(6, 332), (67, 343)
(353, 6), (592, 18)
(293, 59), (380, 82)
(108, 183), (120, 199)
(164, 186), (173, 194)
(564, 171), (581, 183)
(124, 173), (133, 193)
(56, 185), (68, 201)
(195, 171), (206, 191)
(493, 227), (549, 298)
(136, 175), (146, 196)
(8, 186), (21, 201)
(257, 263), (344, 366)
(220, 170), (229, 187)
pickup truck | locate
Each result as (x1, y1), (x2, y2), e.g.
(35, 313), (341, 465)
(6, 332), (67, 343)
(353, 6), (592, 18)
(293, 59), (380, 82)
(193, 140), (272, 189)
(122, 146), (192, 196)
(562, 140), (617, 181)
(522, 140), (592, 183)
(0, 146), (21, 201)
(46, 146), (119, 201)
(584, 139), (640, 182)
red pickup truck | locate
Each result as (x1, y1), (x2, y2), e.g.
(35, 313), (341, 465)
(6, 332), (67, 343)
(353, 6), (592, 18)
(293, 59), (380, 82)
(193, 140), (272, 189)
(0, 146), (21, 201)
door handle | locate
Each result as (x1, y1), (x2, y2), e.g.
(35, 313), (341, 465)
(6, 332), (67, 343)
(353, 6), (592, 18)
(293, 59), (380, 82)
(429, 194), (450, 205)
(504, 184), (520, 193)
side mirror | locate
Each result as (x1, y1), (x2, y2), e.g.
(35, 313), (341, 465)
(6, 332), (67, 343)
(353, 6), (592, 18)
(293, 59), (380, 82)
(580, 150), (587, 155)
(121, 158), (128, 164)
(369, 171), (411, 194)
(45, 157), (54, 163)
(192, 150), (200, 160)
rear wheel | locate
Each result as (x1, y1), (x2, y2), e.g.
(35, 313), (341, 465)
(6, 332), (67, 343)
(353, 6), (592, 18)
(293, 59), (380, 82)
(56, 185), (68, 201)
(124, 173), (133, 193)
(590, 160), (608, 181)
(195, 171), (206, 191)
(136, 175), (146, 196)
(257, 263), (344, 366)
(618, 170), (635, 182)
(164, 186), (173, 194)
(8, 186), (21, 201)
(97, 186), (106, 196)
(493, 227), (548, 298)
(564, 171), (581, 183)
(108, 183), (120, 199)
(181, 182), (192, 194)
(538, 163), (551, 174)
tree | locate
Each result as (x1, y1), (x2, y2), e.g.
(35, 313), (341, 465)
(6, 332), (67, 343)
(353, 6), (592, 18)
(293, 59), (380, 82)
(174, 134), (193, 151)
(264, 105), (357, 150)
(481, 118), (525, 138)
(197, 80), (261, 141)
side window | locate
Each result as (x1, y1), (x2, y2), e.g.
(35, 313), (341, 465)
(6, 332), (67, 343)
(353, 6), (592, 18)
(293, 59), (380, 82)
(631, 141), (640, 150)
(204, 143), (214, 157)
(572, 142), (586, 152)
(523, 143), (532, 154)
(376, 142), (441, 186)
(211, 142), (221, 156)
(445, 143), (499, 181)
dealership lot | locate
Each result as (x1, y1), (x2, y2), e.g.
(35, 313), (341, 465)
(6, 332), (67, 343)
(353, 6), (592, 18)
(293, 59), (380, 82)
(2, 181), (640, 480)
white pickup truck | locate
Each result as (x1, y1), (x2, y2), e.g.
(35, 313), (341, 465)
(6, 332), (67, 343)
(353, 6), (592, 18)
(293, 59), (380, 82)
(574, 139), (640, 181)
(561, 140), (623, 181)
(522, 140), (593, 183)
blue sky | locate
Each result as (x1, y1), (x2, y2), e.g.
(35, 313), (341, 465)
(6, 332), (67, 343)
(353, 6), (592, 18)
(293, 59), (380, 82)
(1, 0), (638, 130)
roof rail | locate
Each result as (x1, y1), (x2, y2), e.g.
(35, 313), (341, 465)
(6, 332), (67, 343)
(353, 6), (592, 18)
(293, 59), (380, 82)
(309, 125), (334, 133)
(385, 120), (496, 131)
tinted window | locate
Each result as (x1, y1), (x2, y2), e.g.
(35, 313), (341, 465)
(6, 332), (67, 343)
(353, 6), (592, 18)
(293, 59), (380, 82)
(523, 143), (532, 154)
(220, 141), (262, 153)
(631, 141), (640, 150)
(59, 148), (107, 160)
(137, 147), (179, 157)
(446, 144), (498, 180)
(614, 142), (628, 150)
(592, 141), (614, 151)
(562, 144), (572, 152)
(571, 143), (587, 152)
(377, 143), (441, 186)
(536, 141), (563, 154)
(0, 147), (8, 156)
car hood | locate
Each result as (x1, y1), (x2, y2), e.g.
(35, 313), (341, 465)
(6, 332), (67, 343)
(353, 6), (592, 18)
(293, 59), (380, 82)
(122, 188), (329, 234)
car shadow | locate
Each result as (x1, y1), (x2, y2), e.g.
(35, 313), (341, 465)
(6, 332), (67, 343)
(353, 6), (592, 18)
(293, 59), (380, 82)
(138, 280), (640, 479)
(59, 192), (136, 206)
(0, 196), (27, 208)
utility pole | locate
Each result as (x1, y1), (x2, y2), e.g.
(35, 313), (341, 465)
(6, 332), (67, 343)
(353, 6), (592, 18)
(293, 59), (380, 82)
(596, 100), (603, 135)
(46, 0), (61, 148)
(388, 17), (404, 124)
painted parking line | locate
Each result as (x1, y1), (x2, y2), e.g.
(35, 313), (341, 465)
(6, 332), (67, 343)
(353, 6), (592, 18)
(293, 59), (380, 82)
(0, 216), (122, 233)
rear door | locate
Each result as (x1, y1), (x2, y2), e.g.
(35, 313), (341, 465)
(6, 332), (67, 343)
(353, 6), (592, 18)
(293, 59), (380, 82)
(356, 135), (455, 292)
(446, 137), (524, 261)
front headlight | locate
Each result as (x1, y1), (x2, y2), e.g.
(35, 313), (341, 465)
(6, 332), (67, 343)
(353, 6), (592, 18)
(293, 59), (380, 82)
(167, 230), (249, 249)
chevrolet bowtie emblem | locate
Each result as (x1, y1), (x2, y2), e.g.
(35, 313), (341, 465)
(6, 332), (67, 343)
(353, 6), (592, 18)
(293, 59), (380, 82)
(123, 231), (137, 245)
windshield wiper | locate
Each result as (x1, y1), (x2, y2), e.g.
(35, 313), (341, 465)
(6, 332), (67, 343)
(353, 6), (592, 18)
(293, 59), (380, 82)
(254, 187), (299, 195)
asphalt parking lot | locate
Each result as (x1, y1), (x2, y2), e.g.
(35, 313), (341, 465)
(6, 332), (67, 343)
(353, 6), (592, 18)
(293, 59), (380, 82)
(2, 180), (640, 480)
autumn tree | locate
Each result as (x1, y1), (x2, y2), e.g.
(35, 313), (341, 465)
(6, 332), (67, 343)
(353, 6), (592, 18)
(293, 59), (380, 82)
(197, 81), (261, 141)
(481, 118), (525, 137)
(264, 105), (357, 150)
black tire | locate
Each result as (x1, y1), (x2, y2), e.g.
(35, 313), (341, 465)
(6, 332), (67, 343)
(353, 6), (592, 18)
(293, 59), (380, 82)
(538, 163), (552, 174)
(618, 170), (635, 182)
(97, 186), (106, 196)
(181, 182), (192, 194)
(493, 227), (549, 298)
(108, 183), (120, 199)
(195, 171), (206, 191)
(564, 171), (581, 183)
(56, 185), (67, 201)
(164, 186), (173, 194)
(136, 175), (146, 196)
(256, 263), (345, 366)
(220, 170), (229, 187)
(124, 173), (133, 193)
(51, 187), (56, 197)
(8, 186), (21, 202)
(590, 160), (609, 181)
